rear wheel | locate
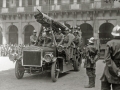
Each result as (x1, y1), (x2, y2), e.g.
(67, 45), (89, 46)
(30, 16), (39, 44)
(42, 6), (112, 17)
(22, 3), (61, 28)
(73, 56), (81, 71)
(51, 61), (60, 82)
(15, 60), (24, 79)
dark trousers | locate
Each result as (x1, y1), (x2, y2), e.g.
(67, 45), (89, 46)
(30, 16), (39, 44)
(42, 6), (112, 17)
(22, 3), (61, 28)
(101, 81), (120, 90)
(86, 68), (96, 77)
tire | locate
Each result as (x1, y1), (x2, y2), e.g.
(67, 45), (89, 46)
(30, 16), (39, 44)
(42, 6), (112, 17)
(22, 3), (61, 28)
(15, 60), (24, 79)
(74, 56), (81, 71)
(51, 61), (59, 82)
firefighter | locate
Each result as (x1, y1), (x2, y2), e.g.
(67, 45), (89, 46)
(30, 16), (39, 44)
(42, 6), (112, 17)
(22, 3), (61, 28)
(54, 28), (64, 46)
(84, 37), (98, 88)
(43, 28), (53, 47)
(62, 28), (75, 62)
(100, 25), (120, 90)
(73, 29), (82, 49)
(30, 30), (37, 45)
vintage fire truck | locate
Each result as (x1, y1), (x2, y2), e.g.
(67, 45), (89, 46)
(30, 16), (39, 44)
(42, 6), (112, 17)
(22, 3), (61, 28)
(9, 10), (82, 82)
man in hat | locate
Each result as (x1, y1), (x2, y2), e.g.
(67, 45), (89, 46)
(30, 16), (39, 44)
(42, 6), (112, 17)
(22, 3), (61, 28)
(84, 37), (98, 88)
(100, 25), (120, 90)
(30, 30), (37, 45)
(54, 28), (64, 46)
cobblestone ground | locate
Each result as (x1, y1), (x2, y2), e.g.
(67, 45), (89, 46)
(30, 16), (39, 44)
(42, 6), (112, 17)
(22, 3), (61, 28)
(0, 57), (105, 90)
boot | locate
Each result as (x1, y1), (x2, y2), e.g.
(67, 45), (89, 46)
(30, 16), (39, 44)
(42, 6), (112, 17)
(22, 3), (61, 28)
(90, 77), (95, 87)
(84, 77), (95, 88)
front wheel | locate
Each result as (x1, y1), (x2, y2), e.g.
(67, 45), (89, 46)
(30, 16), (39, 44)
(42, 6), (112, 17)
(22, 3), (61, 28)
(51, 61), (60, 82)
(15, 60), (24, 79)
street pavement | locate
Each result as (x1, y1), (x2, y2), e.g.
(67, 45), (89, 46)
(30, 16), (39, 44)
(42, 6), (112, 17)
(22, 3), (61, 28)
(0, 57), (105, 90)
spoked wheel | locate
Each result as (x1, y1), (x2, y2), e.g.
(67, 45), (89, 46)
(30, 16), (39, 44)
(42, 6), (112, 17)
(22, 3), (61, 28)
(51, 61), (60, 82)
(73, 55), (82, 71)
(15, 60), (24, 79)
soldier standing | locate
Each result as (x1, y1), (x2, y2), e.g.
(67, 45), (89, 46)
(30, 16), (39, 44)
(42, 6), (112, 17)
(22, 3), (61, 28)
(84, 37), (98, 88)
(30, 30), (37, 45)
(54, 28), (64, 46)
(100, 25), (120, 90)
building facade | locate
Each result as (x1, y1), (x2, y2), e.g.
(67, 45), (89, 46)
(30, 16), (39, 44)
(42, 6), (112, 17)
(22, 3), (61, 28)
(0, 0), (120, 48)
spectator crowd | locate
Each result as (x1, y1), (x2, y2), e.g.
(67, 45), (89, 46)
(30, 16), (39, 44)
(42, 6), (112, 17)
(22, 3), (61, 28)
(0, 44), (29, 57)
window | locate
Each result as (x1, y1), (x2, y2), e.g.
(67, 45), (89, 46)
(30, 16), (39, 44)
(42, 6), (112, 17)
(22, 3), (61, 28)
(77, 0), (81, 4)
(62, 0), (70, 4)
(50, 0), (54, 5)
(22, 0), (26, 6)
(6, 0), (10, 7)
(39, 0), (42, 5)
(42, 0), (49, 5)
(81, 0), (90, 3)
(58, 0), (61, 5)
(16, 0), (19, 6)
(33, 0), (36, 6)
(90, 0), (94, 3)
(70, 0), (73, 4)
(28, 0), (33, 6)
(0, 0), (3, 7)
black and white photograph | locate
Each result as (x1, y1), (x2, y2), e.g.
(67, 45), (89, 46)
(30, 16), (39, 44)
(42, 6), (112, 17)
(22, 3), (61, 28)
(0, 0), (120, 90)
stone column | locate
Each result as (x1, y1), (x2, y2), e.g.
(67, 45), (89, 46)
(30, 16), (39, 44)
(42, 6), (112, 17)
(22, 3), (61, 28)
(54, 0), (58, 5)
(3, 0), (6, 8)
(19, 0), (22, 7)
(2, 22), (7, 44)
(36, 0), (39, 6)
(18, 21), (23, 44)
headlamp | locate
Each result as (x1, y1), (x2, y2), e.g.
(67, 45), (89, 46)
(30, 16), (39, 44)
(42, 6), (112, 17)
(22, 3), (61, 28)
(44, 53), (53, 62)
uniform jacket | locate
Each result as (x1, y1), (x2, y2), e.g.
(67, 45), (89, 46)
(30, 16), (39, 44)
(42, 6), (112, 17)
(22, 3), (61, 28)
(73, 36), (82, 48)
(55, 33), (64, 44)
(63, 33), (75, 47)
(84, 43), (98, 68)
(100, 37), (120, 84)
(30, 35), (37, 45)
(43, 33), (53, 47)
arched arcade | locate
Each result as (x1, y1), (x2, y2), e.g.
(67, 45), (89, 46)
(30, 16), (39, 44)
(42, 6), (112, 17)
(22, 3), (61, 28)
(80, 23), (93, 45)
(24, 25), (35, 45)
(99, 22), (114, 44)
(8, 25), (18, 44)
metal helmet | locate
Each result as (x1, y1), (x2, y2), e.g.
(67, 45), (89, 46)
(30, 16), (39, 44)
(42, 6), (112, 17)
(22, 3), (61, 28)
(58, 28), (61, 31)
(88, 37), (95, 43)
(73, 30), (78, 34)
(33, 30), (37, 33)
(111, 25), (120, 36)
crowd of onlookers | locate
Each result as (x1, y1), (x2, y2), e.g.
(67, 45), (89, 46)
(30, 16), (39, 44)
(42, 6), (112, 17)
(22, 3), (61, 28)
(0, 44), (29, 57)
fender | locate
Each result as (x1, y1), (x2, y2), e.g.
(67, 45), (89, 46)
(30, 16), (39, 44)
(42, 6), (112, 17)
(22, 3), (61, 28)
(52, 57), (57, 63)
(52, 57), (64, 63)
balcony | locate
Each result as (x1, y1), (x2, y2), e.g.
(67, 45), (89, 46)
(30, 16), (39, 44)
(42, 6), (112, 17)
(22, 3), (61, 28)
(51, 5), (61, 11)
(9, 7), (17, 13)
(24, 6), (33, 12)
(71, 3), (80, 10)
(34, 6), (42, 12)
(61, 4), (70, 11)
(41, 5), (50, 12)
(81, 2), (90, 10)
(17, 7), (25, 12)
(1, 8), (8, 13)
